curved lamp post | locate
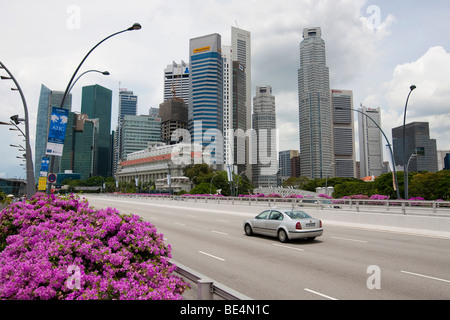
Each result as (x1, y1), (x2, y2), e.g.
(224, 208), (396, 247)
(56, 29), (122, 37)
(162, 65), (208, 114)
(0, 61), (36, 198)
(67, 69), (110, 96)
(46, 23), (141, 194)
(335, 106), (400, 199)
(59, 23), (141, 109)
(402, 85), (417, 200)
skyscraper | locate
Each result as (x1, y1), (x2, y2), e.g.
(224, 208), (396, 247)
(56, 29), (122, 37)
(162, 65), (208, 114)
(298, 27), (333, 179)
(114, 89), (137, 173)
(231, 27), (252, 177)
(392, 122), (438, 172)
(189, 33), (223, 164)
(252, 85), (277, 187)
(34, 84), (72, 182)
(358, 106), (383, 178)
(164, 61), (189, 102)
(74, 84), (112, 179)
(332, 89), (356, 178)
(120, 115), (162, 156)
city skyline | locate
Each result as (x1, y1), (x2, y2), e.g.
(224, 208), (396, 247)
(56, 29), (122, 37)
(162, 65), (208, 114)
(1, 1), (450, 179)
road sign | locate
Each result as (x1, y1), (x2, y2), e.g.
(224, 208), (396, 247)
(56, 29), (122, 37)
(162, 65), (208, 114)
(47, 173), (57, 183)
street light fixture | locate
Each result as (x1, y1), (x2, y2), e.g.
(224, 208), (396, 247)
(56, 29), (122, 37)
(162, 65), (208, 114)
(0, 61), (35, 198)
(59, 23), (141, 109)
(335, 106), (400, 199)
(46, 23), (141, 194)
(402, 85), (417, 200)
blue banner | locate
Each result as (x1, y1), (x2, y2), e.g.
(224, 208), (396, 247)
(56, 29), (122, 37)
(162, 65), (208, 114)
(46, 107), (68, 156)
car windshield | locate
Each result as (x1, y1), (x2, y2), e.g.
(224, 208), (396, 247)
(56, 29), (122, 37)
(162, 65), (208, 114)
(284, 210), (311, 219)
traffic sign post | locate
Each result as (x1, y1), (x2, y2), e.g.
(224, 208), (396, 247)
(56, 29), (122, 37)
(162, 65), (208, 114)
(47, 173), (57, 184)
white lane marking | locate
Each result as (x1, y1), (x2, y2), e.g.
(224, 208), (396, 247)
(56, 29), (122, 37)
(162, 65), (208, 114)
(211, 230), (229, 236)
(216, 219), (229, 223)
(272, 243), (305, 252)
(304, 288), (338, 300)
(198, 251), (225, 261)
(331, 236), (367, 243)
(401, 270), (450, 284)
(175, 222), (186, 226)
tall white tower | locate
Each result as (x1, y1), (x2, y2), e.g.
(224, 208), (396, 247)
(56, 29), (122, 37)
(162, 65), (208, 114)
(298, 27), (332, 179)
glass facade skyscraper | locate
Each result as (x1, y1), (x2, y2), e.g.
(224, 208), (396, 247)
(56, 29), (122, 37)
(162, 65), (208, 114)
(298, 27), (333, 179)
(74, 84), (112, 179)
(189, 33), (223, 164)
(34, 84), (72, 182)
(252, 85), (278, 187)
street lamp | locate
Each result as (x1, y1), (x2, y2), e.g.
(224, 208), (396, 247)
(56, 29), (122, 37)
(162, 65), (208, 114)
(46, 23), (141, 193)
(59, 23), (141, 109)
(402, 85), (417, 200)
(0, 62), (35, 198)
(210, 173), (219, 195)
(335, 106), (400, 199)
(67, 69), (110, 96)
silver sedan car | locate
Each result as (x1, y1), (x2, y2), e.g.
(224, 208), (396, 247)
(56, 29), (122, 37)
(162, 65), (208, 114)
(244, 208), (323, 242)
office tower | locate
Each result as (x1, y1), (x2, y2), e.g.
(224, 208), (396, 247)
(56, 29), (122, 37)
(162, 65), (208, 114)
(232, 26), (252, 177)
(279, 150), (300, 180)
(332, 89), (356, 178)
(74, 85), (112, 179)
(114, 89), (138, 173)
(392, 122), (438, 172)
(358, 106), (383, 178)
(437, 150), (450, 170)
(159, 99), (188, 145)
(120, 115), (162, 156)
(252, 85), (277, 187)
(298, 27), (333, 179)
(189, 33), (223, 164)
(164, 61), (190, 102)
(222, 45), (233, 166)
(232, 27), (251, 133)
(34, 84), (72, 182)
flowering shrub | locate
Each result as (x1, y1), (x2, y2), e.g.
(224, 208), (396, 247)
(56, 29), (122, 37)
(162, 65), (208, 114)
(266, 193), (282, 198)
(285, 194), (304, 199)
(0, 193), (189, 300)
(370, 194), (390, 200)
(317, 194), (333, 199)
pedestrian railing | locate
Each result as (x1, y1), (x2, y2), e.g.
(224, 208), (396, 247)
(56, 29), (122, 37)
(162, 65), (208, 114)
(105, 193), (450, 216)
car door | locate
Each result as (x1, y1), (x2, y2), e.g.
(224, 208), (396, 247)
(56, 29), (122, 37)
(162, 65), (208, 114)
(265, 210), (284, 237)
(252, 210), (271, 235)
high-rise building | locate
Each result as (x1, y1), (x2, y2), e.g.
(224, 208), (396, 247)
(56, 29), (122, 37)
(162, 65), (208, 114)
(114, 89), (138, 174)
(120, 115), (162, 156)
(358, 106), (383, 178)
(392, 122), (438, 173)
(164, 61), (190, 102)
(189, 33), (223, 164)
(232, 26), (252, 177)
(222, 45), (234, 166)
(74, 85), (112, 179)
(279, 150), (300, 180)
(159, 99), (188, 145)
(34, 84), (72, 182)
(298, 27), (333, 179)
(252, 85), (277, 187)
(332, 89), (356, 178)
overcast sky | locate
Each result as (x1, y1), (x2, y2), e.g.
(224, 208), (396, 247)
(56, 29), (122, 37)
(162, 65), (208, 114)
(1, 0), (450, 179)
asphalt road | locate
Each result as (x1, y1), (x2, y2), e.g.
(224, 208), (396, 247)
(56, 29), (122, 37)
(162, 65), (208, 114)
(85, 195), (450, 300)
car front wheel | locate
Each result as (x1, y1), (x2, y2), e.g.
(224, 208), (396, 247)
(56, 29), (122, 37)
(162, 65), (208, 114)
(244, 224), (253, 236)
(278, 229), (288, 243)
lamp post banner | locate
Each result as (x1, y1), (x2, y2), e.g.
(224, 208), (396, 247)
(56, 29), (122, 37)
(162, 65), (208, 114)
(46, 107), (69, 156)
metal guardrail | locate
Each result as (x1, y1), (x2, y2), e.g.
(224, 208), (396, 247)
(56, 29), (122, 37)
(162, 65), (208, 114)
(106, 193), (450, 216)
(170, 259), (252, 300)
